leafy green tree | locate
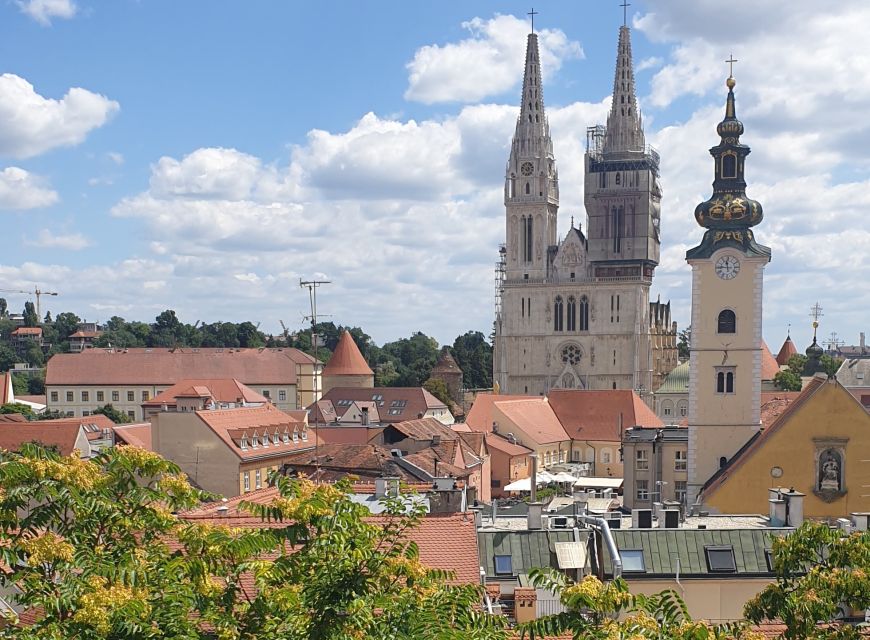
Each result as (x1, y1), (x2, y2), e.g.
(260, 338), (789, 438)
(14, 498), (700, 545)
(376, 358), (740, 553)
(381, 332), (440, 387)
(745, 521), (870, 639)
(92, 403), (132, 424)
(0, 298), (7, 318)
(27, 372), (45, 395)
(0, 402), (34, 417)
(11, 373), (29, 396)
(236, 321), (266, 347)
(423, 378), (452, 405)
(774, 369), (802, 392)
(0, 446), (508, 640)
(820, 354), (843, 377)
(375, 360), (400, 387)
(42, 311), (52, 324)
(678, 326), (692, 360)
(0, 345), (15, 371)
(451, 331), (492, 389)
(787, 354), (808, 376)
(22, 301), (38, 327)
(52, 312), (81, 343)
(23, 342), (44, 367)
(521, 570), (750, 639)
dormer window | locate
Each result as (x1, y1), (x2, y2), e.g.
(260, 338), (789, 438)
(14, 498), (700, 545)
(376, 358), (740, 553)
(272, 432), (279, 444)
(292, 430), (299, 443)
(251, 433), (260, 449)
(301, 427), (308, 441)
(240, 437), (248, 451)
(282, 431), (290, 443)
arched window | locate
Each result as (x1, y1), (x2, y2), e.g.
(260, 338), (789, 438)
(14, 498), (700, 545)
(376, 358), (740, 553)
(525, 181), (530, 195)
(717, 371), (725, 393)
(722, 154), (737, 178)
(726, 371), (734, 393)
(612, 206), (623, 253)
(567, 296), (577, 331)
(615, 172), (621, 185)
(554, 296), (564, 331)
(579, 295), (589, 331)
(718, 309), (736, 334)
(719, 456), (728, 469)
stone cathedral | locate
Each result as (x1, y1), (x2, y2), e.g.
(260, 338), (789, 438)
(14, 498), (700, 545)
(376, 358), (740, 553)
(493, 24), (678, 396)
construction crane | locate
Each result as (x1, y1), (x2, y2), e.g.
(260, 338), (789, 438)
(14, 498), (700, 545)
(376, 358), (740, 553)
(0, 287), (59, 319)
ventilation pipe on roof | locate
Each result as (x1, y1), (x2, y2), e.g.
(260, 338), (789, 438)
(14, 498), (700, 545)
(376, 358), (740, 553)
(577, 514), (622, 579)
(361, 406), (369, 426)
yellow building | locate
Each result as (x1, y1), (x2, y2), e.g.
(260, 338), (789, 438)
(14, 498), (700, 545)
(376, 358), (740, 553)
(701, 374), (870, 517)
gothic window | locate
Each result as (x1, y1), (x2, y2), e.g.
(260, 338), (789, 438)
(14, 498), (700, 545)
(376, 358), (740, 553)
(567, 296), (577, 331)
(615, 172), (621, 185)
(612, 206), (623, 253)
(521, 297), (525, 318)
(621, 95), (624, 104)
(554, 296), (564, 331)
(599, 172), (606, 188)
(526, 216), (533, 262)
(579, 295), (589, 331)
(535, 115), (539, 123)
(561, 344), (581, 365)
(525, 181), (530, 194)
(716, 368), (735, 393)
(717, 309), (736, 334)
(722, 154), (737, 178)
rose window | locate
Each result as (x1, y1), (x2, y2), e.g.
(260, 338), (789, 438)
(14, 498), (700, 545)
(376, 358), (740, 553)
(561, 345), (581, 365)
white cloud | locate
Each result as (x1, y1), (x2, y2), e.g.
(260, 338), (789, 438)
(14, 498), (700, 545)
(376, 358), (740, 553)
(635, 56), (663, 73)
(405, 14), (583, 104)
(16, 0), (77, 26)
(107, 151), (124, 165)
(27, 228), (91, 250)
(0, 167), (58, 209)
(0, 74), (119, 159)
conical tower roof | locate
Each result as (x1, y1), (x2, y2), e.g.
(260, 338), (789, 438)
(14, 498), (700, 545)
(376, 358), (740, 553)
(432, 347), (462, 375)
(323, 331), (373, 376)
(604, 25), (645, 154)
(775, 334), (798, 366)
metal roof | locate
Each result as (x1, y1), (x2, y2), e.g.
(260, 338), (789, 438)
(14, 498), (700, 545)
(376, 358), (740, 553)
(478, 529), (579, 579)
(655, 361), (689, 394)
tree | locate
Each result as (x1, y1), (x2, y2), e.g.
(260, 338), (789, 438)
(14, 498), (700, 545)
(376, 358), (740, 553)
(52, 312), (81, 343)
(0, 298), (7, 318)
(745, 521), (870, 639)
(381, 332), (440, 387)
(23, 342), (44, 367)
(11, 373), (28, 396)
(22, 301), (38, 327)
(43, 311), (52, 324)
(0, 403), (34, 417)
(92, 403), (132, 424)
(522, 570), (749, 639)
(820, 354), (843, 377)
(787, 354), (808, 376)
(678, 326), (692, 360)
(452, 331), (493, 389)
(0, 345), (15, 372)
(774, 369), (802, 392)
(0, 446), (508, 639)
(423, 378), (452, 405)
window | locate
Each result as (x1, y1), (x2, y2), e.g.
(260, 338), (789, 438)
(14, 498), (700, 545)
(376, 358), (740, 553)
(675, 481), (687, 503)
(241, 437), (248, 450)
(612, 206), (623, 253)
(636, 480), (649, 501)
(544, 451), (551, 466)
(716, 368), (735, 394)
(262, 390), (271, 399)
(621, 549), (646, 573)
(567, 296), (576, 331)
(112, 391), (119, 402)
(601, 449), (612, 464)
(554, 296), (564, 331)
(559, 450), (565, 464)
(142, 391), (149, 401)
(66, 391), (74, 402)
(494, 555), (513, 575)
(301, 427), (308, 441)
(81, 391), (89, 402)
(96, 391), (104, 402)
(520, 216), (533, 262)
(372, 394), (383, 402)
(126, 410), (135, 419)
(390, 399), (408, 408)
(719, 456), (728, 468)
(243, 472), (250, 493)
(255, 469), (262, 489)
(388, 408), (403, 415)
(679, 402), (688, 417)
(579, 296), (589, 331)
(636, 449), (649, 471)
(717, 309), (736, 334)
(705, 546), (737, 573)
(127, 391), (135, 402)
(50, 391), (58, 402)
(675, 450), (687, 471)
(610, 295), (620, 323)
(278, 390), (286, 402)
(292, 430), (299, 443)
(663, 403), (672, 417)
(764, 549), (775, 572)
(82, 410), (90, 416)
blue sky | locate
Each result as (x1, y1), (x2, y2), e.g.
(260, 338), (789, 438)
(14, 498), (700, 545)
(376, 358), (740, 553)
(3, 0), (869, 354)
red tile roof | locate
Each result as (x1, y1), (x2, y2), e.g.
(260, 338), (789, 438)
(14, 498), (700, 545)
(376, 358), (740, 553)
(388, 417), (458, 442)
(0, 421), (83, 456)
(775, 335), (798, 366)
(761, 340), (781, 380)
(485, 433), (533, 457)
(180, 489), (480, 584)
(145, 378), (269, 407)
(281, 443), (432, 482)
(493, 398), (569, 444)
(46, 347), (316, 386)
(11, 327), (42, 336)
(465, 393), (537, 432)
(310, 387), (447, 424)
(193, 404), (316, 461)
(547, 390), (662, 441)
(112, 422), (152, 450)
(69, 330), (102, 338)
(322, 331), (373, 376)
(38, 414), (116, 441)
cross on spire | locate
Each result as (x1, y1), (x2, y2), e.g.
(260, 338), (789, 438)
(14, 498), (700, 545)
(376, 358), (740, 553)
(620, 1), (631, 26)
(726, 54), (738, 78)
(527, 7), (539, 33)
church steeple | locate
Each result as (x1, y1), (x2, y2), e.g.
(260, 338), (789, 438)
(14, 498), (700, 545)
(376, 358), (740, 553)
(687, 74), (770, 260)
(603, 25), (645, 154)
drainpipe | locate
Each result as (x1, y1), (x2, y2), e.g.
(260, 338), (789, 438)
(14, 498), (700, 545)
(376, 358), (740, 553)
(529, 453), (538, 503)
(577, 514), (622, 579)
(480, 567), (494, 614)
(673, 554), (685, 594)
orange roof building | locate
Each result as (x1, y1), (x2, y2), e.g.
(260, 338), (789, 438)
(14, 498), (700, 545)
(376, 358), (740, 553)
(321, 331), (374, 394)
(775, 333), (798, 366)
(142, 378), (269, 419)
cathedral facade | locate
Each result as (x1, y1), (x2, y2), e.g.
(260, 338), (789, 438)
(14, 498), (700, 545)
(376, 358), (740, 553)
(493, 25), (676, 396)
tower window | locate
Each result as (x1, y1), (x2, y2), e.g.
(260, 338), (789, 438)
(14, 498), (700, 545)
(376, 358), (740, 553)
(520, 216), (533, 263)
(525, 181), (530, 194)
(717, 309), (736, 334)
(722, 154), (737, 178)
(554, 296), (564, 332)
(616, 172), (621, 185)
(716, 368), (735, 394)
(579, 295), (589, 331)
(567, 296), (576, 331)
(612, 206), (623, 253)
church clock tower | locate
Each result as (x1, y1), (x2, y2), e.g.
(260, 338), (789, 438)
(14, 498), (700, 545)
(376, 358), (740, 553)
(686, 74), (771, 507)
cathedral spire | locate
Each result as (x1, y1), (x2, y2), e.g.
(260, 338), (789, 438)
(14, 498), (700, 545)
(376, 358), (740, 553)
(603, 25), (645, 154)
(509, 32), (554, 167)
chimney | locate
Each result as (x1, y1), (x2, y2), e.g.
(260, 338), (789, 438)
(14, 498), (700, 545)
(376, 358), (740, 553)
(529, 453), (538, 503)
(527, 502), (543, 530)
(375, 476), (400, 499)
(491, 498), (498, 525)
(782, 487), (805, 527)
(513, 587), (538, 624)
(862, 332), (866, 351)
(361, 406), (369, 426)
(768, 490), (787, 527)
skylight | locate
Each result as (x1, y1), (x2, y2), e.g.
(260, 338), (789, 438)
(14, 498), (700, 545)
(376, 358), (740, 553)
(621, 549), (646, 573)
(705, 546), (737, 573)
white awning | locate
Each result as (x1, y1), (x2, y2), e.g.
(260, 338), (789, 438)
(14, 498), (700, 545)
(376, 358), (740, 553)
(554, 541), (588, 569)
(504, 472), (557, 492)
(551, 471), (578, 483)
(573, 477), (624, 489)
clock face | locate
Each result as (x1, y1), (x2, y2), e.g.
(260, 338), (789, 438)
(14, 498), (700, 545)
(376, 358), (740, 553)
(715, 255), (740, 280)
(520, 161), (534, 176)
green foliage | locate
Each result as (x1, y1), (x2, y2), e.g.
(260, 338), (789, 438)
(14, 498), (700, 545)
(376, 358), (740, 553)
(820, 354), (843, 377)
(423, 378), (452, 405)
(678, 326), (691, 360)
(92, 403), (132, 424)
(744, 521), (870, 639)
(52, 312), (81, 343)
(0, 447), (508, 640)
(0, 298), (7, 318)
(11, 373), (28, 396)
(0, 402), (34, 417)
(787, 354), (808, 376)
(22, 301), (38, 327)
(378, 332), (440, 387)
(774, 369), (802, 392)
(0, 344), (15, 371)
(452, 331), (492, 389)
(521, 570), (752, 639)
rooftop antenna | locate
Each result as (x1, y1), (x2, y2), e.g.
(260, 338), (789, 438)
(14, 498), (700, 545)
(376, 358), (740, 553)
(300, 277), (331, 483)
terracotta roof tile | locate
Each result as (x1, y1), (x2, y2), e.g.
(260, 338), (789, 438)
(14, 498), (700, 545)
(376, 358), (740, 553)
(761, 341), (781, 380)
(465, 393), (537, 432)
(493, 398), (569, 444)
(11, 327), (42, 336)
(388, 417), (458, 441)
(145, 378), (269, 407)
(310, 387), (447, 424)
(548, 390), (662, 441)
(46, 347), (316, 386)
(775, 335), (799, 366)
(322, 331), (373, 376)
(0, 422), (83, 456)
(485, 433), (533, 456)
(39, 414), (116, 441)
(112, 422), (152, 450)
